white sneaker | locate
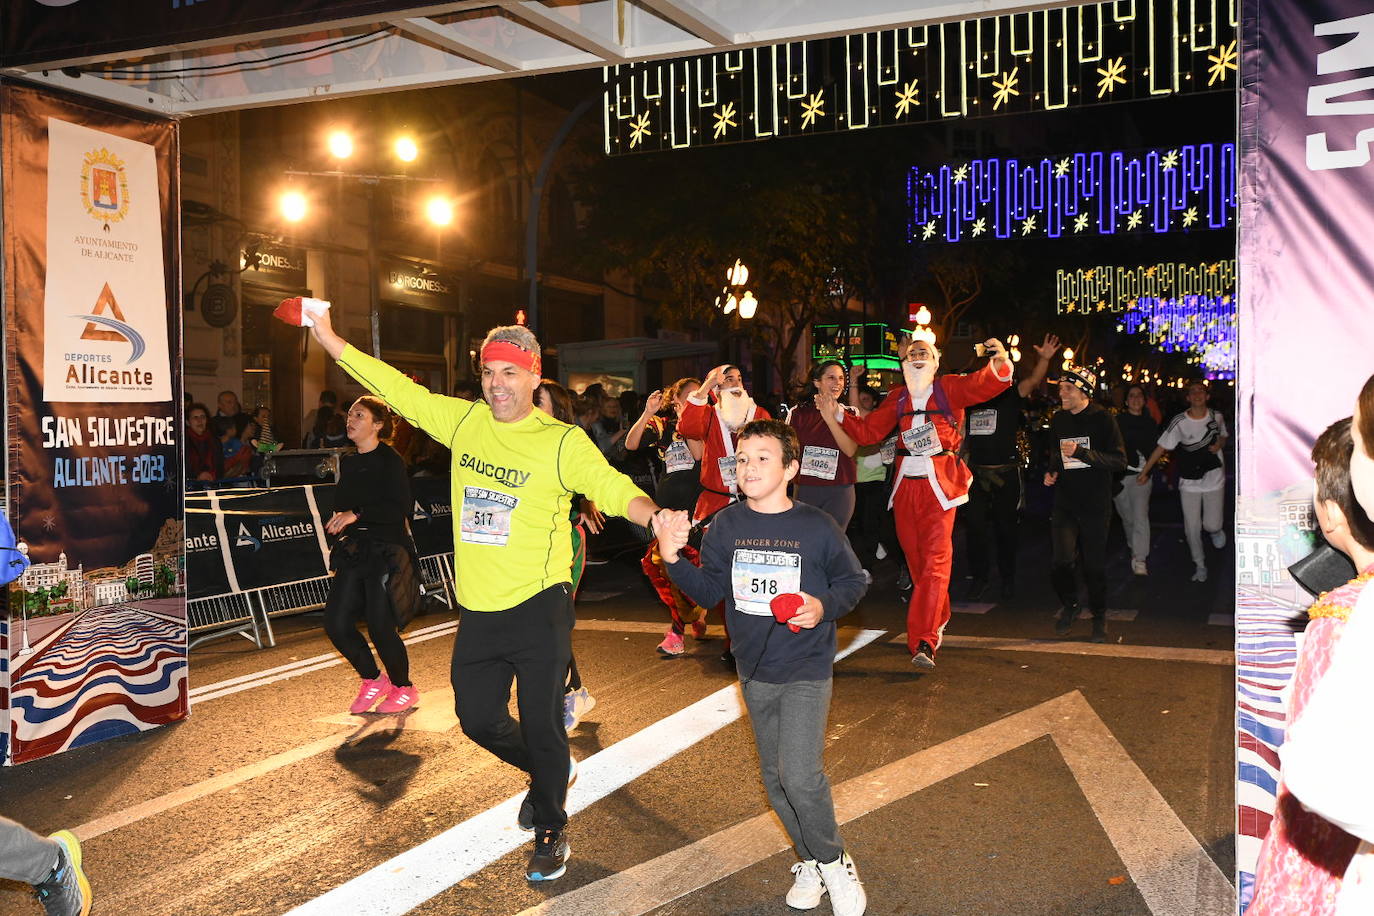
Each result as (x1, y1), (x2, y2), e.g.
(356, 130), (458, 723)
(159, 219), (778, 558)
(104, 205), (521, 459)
(861, 568), (873, 585)
(818, 851), (866, 916)
(1191, 565), (1208, 583)
(874, 544), (887, 561)
(786, 859), (825, 909)
(1210, 530), (1227, 549)
(1131, 558), (1147, 576)
(563, 686), (596, 731)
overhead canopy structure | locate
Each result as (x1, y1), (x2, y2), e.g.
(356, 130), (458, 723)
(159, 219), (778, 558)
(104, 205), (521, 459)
(1, 0), (1072, 117)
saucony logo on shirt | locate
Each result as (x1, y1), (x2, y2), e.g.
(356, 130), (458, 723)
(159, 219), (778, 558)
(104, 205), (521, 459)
(458, 453), (531, 488)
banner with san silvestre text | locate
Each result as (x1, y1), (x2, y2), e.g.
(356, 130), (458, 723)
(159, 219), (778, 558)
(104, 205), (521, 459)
(1, 79), (185, 766)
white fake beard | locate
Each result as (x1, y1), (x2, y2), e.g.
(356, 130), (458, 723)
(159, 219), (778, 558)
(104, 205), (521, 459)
(903, 360), (937, 398)
(718, 387), (755, 431)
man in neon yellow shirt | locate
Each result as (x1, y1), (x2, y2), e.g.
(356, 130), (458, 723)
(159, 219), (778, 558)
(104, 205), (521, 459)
(308, 313), (660, 882)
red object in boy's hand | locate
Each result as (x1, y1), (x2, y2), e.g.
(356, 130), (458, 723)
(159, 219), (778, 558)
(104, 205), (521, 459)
(770, 593), (804, 633)
(273, 296), (331, 328)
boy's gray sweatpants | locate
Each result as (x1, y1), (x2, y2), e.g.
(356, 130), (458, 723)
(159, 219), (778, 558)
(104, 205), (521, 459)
(0, 816), (59, 885)
(740, 677), (844, 865)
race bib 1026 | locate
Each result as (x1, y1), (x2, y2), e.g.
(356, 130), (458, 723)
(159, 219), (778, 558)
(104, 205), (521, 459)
(801, 445), (840, 480)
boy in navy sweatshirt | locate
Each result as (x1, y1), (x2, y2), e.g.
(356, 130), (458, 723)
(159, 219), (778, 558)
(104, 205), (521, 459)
(653, 419), (869, 916)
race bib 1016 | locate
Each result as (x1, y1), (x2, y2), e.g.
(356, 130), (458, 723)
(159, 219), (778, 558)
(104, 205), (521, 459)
(730, 548), (802, 616)
(665, 438), (695, 474)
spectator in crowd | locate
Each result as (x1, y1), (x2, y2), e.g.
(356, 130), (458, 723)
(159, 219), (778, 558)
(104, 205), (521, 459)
(218, 416), (254, 479)
(589, 395), (626, 457)
(303, 390), (341, 446)
(216, 390), (251, 429)
(185, 402), (223, 484)
(252, 405), (277, 450)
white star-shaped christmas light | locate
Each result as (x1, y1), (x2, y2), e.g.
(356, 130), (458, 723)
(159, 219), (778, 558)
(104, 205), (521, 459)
(801, 90), (826, 129)
(971, 217), (987, 237)
(952, 164), (969, 183)
(629, 111), (652, 148)
(894, 79), (920, 117)
(1073, 213), (1089, 233)
(1161, 149), (1180, 170)
(1182, 206), (1199, 227)
(1096, 57), (1127, 98)
(922, 220), (938, 240)
(1126, 210), (1144, 230)
(712, 102), (737, 139)
(1054, 157), (1072, 178)
(992, 67), (1020, 110)
(1020, 214), (1037, 236)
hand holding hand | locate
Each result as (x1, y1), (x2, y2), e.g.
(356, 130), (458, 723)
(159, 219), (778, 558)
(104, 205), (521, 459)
(652, 509), (691, 561)
(1034, 334), (1061, 361)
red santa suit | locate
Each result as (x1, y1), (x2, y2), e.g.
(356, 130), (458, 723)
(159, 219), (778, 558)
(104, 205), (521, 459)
(676, 393), (771, 522)
(841, 361), (1012, 656)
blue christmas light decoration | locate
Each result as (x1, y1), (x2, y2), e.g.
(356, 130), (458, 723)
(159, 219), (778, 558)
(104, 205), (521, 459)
(1120, 295), (1237, 378)
(908, 143), (1236, 243)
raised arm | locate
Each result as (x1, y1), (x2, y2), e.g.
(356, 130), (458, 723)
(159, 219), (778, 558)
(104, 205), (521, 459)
(625, 390), (664, 451)
(1017, 334), (1060, 399)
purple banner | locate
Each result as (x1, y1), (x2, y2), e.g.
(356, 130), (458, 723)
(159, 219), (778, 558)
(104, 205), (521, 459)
(1236, 1), (1374, 907)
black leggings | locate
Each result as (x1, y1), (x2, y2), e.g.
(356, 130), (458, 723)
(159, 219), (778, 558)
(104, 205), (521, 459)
(965, 468), (1021, 582)
(1050, 500), (1111, 615)
(453, 583), (574, 830)
(323, 564), (412, 686)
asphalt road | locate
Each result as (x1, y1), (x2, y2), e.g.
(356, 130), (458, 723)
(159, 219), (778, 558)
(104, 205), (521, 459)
(0, 512), (1237, 916)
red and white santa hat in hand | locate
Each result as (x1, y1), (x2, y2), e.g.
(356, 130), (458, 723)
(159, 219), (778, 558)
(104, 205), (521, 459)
(274, 296), (332, 328)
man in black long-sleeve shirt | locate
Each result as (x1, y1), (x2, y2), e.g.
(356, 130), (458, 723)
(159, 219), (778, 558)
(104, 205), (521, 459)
(1043, 365), (1127, 641)
(653, 419), (870, 916)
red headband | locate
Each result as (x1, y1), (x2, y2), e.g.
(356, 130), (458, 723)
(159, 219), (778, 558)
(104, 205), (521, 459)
(481, 340), (541, 375)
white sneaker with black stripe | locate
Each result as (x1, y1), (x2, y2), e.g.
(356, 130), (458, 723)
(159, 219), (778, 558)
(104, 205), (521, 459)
(818, 851), (866, 916)
(786, 859), (824, 909)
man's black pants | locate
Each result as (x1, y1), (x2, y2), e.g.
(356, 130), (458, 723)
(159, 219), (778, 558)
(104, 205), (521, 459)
(1050, 497), (1111, 615)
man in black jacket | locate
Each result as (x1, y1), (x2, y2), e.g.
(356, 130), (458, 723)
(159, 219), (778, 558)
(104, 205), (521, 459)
(1043, 365), (1127, 642)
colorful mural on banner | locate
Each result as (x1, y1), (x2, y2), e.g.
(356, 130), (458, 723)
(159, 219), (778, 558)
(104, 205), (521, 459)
(1237, 1), (1374, 908)
(604, 0), (1238, 156)
(1, 79), (186, 765)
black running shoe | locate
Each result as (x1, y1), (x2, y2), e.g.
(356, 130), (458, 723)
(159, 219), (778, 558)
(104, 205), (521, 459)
(962, 579), (988, 601)
(1090, 615), (1108, 643)
(526, 827), (570, 881)
(35, 831), (91, 916)
(1054, 606), (1077, 636)
(720, 648), (735, 668)
(911, 641), (936, 669)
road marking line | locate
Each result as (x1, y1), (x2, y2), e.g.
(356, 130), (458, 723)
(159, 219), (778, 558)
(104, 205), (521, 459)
(516, 691), (1234, 916)
(928, 634), (1233, 666)
(189, 621), (461, 704)
(284, 628), (888, 916)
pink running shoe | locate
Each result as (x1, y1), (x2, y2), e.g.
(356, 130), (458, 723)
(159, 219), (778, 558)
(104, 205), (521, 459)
(690, 617), (709, 640)
(350, 674), (392, 714)
(656, 628), (685, 657)
(376, 684), (419, 714)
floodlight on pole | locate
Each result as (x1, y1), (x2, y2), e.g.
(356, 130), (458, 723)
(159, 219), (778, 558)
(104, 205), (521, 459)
(327, 129), (354, 160)
(394, 135), (419, 163)
(425, 195), (454, 227)
(279, 190), (308, 223)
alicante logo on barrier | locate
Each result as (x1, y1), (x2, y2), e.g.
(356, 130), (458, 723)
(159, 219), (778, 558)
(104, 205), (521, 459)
(80, 147), (129, 228)
(235, 519), (316, 552)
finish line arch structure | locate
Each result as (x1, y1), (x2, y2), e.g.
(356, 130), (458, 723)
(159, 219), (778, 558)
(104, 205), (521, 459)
(5, 2), (1371, 914)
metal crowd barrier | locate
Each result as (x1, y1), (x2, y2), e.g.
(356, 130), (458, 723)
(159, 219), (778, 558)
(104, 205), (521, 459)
(188, 551), (456, 651)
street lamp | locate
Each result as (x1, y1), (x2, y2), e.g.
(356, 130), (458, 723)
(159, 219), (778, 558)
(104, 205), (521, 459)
(279, 189), (308, 224)
(326, 128), (354, 160)
(717, 259), (758, 319)
(424, 194), (455, 227)
(394, 135), (419, 163)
